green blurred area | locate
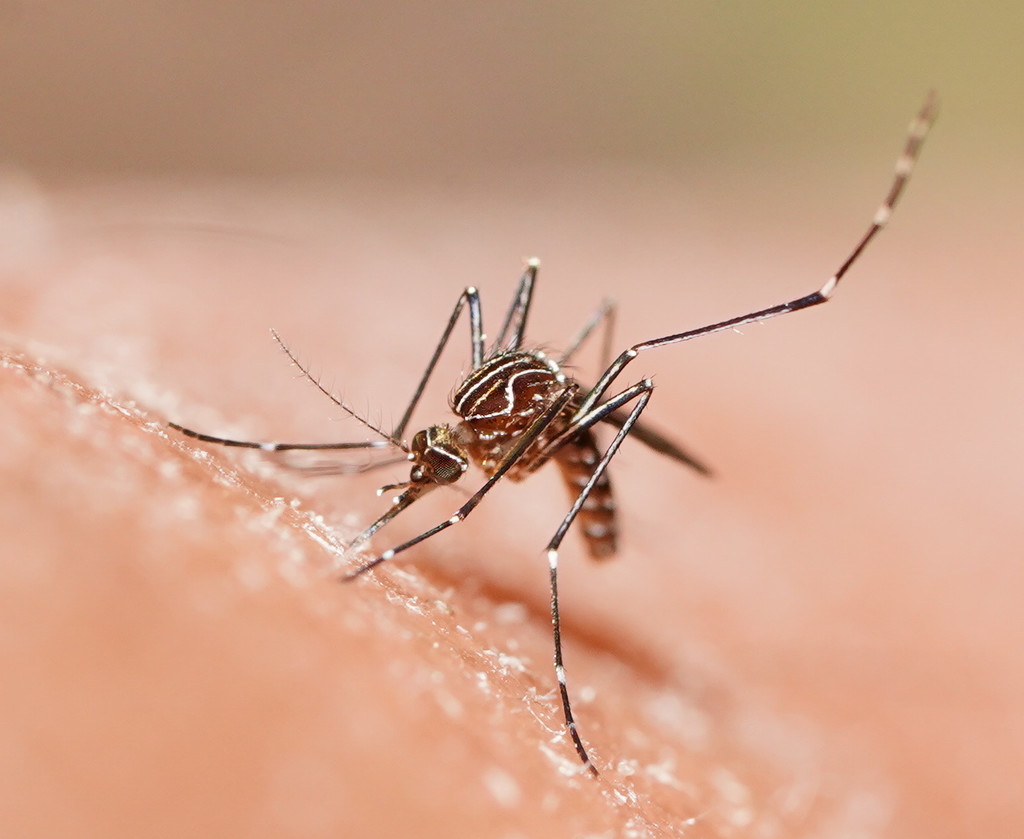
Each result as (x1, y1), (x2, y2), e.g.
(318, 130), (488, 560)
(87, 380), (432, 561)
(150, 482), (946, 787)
(0, 2), (1017, 178)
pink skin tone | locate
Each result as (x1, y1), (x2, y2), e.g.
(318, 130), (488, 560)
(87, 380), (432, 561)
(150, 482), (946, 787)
(1, 168), (1020, 838)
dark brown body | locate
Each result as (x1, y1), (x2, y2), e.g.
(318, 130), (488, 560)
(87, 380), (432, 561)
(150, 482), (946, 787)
(450, 351), (616, 558)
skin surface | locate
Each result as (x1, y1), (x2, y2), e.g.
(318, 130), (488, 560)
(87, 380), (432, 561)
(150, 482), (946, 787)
(1, 171), (1021, 839)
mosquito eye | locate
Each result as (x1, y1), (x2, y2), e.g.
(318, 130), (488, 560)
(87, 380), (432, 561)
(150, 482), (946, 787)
(423, 450), (463, 484)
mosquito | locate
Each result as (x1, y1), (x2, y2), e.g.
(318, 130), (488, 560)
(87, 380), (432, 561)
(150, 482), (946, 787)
(169, 93), (937, 776)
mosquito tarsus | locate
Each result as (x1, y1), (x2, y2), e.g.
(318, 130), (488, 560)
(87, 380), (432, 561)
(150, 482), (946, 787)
(169, 93), (937, 776)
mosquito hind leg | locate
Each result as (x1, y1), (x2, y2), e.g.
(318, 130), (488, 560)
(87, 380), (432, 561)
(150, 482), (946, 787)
(574, 92), (938, 420)
(543, 378), (654, 775)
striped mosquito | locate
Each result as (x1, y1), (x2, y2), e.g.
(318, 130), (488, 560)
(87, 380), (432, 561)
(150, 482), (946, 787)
(170, 93), (936, 776)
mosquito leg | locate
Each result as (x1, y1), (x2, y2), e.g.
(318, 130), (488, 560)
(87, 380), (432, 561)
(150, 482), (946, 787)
(177, 284), (485, 452)
(344, 384), (578, 579)
(544, 378), (654, 775)
(562, 296), (711, 475)
(559, 298), (616, 366)
(169, 327), (408, 453)
(598, 408), (711, 475)
(542, 379), (656, 458)
(489, 259), (539, 356)
(500, 377), (654, 484)
(168, 422), (393, 452)
(271, 454), (410, 476)
(392, 285), (485, 439)
(574, 92), (938, 419)
(343, 485), (431, 557)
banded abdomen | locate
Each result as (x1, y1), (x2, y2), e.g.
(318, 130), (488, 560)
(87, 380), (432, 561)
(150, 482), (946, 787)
(451, 349), (617, 558)
(553, 429), (617, 559)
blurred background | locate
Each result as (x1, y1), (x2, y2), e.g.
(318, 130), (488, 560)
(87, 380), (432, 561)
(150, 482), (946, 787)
(0, 3), (1021, 839)
(0, 2), (1018, 179)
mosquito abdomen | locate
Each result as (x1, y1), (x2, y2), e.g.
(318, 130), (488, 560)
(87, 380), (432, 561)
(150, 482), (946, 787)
(554, 430), (617, 559)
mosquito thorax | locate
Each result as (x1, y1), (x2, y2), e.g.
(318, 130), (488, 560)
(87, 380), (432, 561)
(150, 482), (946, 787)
(409, 425), (470, 485)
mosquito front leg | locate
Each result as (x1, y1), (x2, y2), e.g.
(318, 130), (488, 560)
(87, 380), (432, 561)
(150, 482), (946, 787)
(559, 300), (711, 475)
(168, 330), (405, 461)
(342, 484), (432, 559)
(168, 423), (393, 453)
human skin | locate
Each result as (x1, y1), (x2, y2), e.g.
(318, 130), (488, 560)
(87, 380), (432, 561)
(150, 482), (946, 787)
(0, 173), (1021, 838)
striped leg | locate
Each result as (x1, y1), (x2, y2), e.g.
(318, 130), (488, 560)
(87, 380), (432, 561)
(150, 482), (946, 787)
(574, 92), (938, 420)
(544, 378), (655, 774)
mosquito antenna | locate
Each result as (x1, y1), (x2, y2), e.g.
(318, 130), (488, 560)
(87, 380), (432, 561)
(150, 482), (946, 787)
(270, 329), (407, 452)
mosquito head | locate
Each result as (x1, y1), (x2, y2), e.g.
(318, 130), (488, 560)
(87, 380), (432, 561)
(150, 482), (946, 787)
(409, 425), (469, 486)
